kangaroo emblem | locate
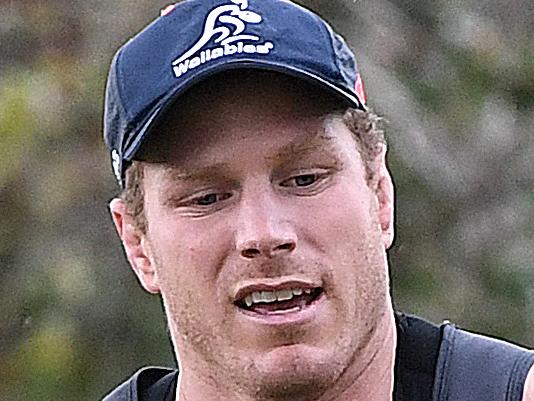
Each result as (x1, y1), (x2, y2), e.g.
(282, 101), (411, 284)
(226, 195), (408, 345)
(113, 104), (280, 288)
(173, 0), (263, 66)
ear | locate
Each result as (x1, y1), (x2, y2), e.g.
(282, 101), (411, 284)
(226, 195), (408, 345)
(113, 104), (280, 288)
(109, 198), (160, 294)
(375, 147), (395, 249)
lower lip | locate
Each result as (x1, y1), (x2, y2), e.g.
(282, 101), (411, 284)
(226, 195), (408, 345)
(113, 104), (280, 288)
(236, 292), (326, 326)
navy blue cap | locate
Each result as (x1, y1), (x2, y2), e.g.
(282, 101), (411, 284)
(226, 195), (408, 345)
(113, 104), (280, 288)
(103, 0), (367, 187)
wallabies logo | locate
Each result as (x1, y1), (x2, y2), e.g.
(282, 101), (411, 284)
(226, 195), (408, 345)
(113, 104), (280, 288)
(172, 0), (274, 77)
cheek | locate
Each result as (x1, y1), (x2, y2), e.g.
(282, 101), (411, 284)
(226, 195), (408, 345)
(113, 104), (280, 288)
(151, 225), (235, 365)
(301, 183), (388, 308)
(161, 285), (233, 370)
(148, 214), (232, 280)
(302, 181), (378, 255)
(146, 215), (234, 323)
(154, 251), (226, 320)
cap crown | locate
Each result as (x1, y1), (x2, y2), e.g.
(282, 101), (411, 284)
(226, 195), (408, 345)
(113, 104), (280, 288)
(104, 0), (364, 186)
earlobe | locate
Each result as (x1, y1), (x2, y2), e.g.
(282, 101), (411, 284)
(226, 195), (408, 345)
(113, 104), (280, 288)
(375, 150), (395, 250)
(109, 198), (160, 294)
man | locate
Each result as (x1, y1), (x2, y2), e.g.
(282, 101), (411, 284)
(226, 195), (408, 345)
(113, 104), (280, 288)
(101, 0), (534, 400)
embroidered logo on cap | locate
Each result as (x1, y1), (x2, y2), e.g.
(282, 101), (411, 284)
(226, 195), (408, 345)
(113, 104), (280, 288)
(172, 0), (274, 78)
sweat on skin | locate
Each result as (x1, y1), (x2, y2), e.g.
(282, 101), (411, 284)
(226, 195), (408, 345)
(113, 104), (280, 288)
(110, 72), (397, 401)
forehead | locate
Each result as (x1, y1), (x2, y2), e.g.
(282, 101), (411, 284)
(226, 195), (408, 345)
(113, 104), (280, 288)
(137, 69), (349, 163)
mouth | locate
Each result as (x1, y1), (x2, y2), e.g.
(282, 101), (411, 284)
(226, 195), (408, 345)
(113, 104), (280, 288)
(234, 286), (324, 316)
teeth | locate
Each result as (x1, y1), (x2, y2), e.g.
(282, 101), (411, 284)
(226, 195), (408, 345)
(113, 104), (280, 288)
(262, 291), (277, 302)
(243, 288), (314, 306)
(252, 292), (263, 303)
(276, 289), (293, 301)
(292, 288), (303, 296)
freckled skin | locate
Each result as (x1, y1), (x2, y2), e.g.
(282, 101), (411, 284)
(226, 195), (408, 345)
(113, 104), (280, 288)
(116, 72), (396, 401)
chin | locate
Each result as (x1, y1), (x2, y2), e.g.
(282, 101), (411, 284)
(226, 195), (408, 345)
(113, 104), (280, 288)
(245, 344), (340, 401)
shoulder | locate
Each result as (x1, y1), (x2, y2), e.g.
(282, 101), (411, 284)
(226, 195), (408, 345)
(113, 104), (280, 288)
(435, 323), (534, 401)
(524, 365), (534, 401)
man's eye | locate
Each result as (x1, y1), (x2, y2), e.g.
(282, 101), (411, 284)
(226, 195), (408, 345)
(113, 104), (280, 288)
(282, 174), (320, 187)
(294, 174), (318, 186)
(193, 193), (231, 206)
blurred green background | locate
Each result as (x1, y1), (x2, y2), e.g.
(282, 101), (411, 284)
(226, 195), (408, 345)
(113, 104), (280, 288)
(1, 0), (533, 399)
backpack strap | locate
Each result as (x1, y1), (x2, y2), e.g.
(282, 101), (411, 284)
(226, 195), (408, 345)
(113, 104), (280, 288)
(433, 323), (534, 401)
(101, 366), (176, 401)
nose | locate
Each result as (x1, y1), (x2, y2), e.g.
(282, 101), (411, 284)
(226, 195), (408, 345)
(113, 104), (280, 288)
(239, 237), (297, 259)
(235, 190), (297, 259)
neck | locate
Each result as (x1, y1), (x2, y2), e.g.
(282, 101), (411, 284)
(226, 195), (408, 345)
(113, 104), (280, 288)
(176, 308), (396, 401)
(326, 307), (396, 401)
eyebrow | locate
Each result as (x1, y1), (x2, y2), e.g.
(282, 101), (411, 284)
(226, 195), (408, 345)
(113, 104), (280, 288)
(159, 163), (233, 184)
(269, 126), (343, 168)
(158, 120), (344, 184)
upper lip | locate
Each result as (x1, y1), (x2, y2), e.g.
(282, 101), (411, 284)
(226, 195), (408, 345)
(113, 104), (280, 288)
(232, 278), (321, 303)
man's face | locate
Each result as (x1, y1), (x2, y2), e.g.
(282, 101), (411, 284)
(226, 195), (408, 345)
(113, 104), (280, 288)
(116, 73), (394, 398)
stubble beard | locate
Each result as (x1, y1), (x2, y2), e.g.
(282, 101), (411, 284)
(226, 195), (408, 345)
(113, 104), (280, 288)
(152, 217), (391, 401)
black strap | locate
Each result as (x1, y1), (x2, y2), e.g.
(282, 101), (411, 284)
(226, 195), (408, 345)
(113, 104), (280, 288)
(101, 367), (176, 401)
(394, 313), (441, 401)
(140, 369), (178, 401)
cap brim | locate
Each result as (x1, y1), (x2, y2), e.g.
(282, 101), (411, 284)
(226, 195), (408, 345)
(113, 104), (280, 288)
(123, 59), (364, 161)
